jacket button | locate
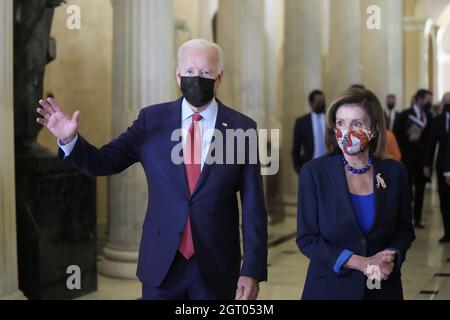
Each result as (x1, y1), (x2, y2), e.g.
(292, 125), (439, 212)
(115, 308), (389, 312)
(360, 238), (367, 245)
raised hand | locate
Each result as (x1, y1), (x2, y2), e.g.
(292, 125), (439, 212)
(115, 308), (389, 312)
(36, 98), (79, 144)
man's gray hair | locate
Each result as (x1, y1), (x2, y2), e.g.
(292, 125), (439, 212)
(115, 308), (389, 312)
(177, 39), (224, 72)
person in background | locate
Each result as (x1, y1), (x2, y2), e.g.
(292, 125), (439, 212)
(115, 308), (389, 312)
(396, 89), (433, 229)
(385, 94), (400, 133)
(385, 128), (402, 162)
(292, 90), (327, 173)
(297, 88), (415, 300)
(349, 84), (366, 90)
(424, 92), (450, 243)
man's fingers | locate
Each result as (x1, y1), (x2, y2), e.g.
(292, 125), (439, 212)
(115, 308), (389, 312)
(38, 99), (49, 108)
(37, 107), (50, 117)
(235, 286), (244, 300)
(46, 97), (59, 113)
(39, 98), (53, 111)
(250, 286), (259, 300)
(36, 117), (48, 126)
(236, 283), (253, 300)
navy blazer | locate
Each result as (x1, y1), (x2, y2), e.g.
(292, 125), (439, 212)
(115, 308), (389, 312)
(292, 114), (314, 173)
(396, 108), (432, 165)
(297, 154), (415, 300)
(58, 98), (268, 296)
(425, 113), (450, 173)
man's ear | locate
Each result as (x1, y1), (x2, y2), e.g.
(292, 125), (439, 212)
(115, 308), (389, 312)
(176, 68), (181, 87)
(215, 71), (224, 89)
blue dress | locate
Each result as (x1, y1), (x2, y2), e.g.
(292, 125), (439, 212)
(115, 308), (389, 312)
(333, 193), (375, 273)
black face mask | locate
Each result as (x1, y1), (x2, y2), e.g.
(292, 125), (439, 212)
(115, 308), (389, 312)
(180, 76), (216, 108)
(423, 102), (432, 111)
(444, 104), (450, 113)
(387, 103), (395, 111)
(312, 104), (325, 114)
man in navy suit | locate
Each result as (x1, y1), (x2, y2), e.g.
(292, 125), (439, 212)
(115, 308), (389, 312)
(385, 94), (400, 133)
(36, 39), (268, 300)
(425, 92), (450, 243)
(396, 89), (433, 228)
(292, 90), (327, 173)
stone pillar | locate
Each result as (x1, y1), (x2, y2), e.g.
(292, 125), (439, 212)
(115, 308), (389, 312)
(281, 0), (322, 215)
(216, 0), (271, 223)
(324, 0), (362, 100)
(99, 0), (175, 279)
(0, 0), (25, 300)
(360, 0), (403, 107)
(262, 0), (284, 223)
(403, 16), (426, 106)
(437, 17), (450, 100)
(216, 0), (267, 128)
(198, 0), (219, 41)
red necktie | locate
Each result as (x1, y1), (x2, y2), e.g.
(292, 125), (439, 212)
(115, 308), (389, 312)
(178, 113), (203, 260)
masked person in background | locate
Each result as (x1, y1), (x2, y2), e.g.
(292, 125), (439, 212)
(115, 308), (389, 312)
(424, 93), (450, 243)
(396, 89), (433, 229)
(292, 90), (328, 174)
(296, 88), (415, 300)
(36, 39), (268, 300)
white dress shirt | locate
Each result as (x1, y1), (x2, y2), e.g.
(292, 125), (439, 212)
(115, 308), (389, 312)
(180, 98), (218, 170)
(311, 112), (326, 159)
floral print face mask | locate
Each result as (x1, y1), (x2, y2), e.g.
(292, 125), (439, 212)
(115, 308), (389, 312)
(334, 128), (373, 156)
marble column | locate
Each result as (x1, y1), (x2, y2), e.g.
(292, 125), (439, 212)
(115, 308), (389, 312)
(99, 0), (174, 279)
(216, 0), (267, 128)
(360, 0), (403, 108)
(216, 0), (271, 223)
(437, 15), (450, 100)
(281, 0), (322, 215)
(198, 0), (219, 41)
(402, 14), (426, 107)
(323, 0), (362, 100)
(0, 0), (25, 300)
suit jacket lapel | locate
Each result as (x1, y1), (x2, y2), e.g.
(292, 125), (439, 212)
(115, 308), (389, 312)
(191, 99), (233, 197)
(368, 158), (386, 235)
(305, 114), (314, 154)
(324, 154), (365, 238)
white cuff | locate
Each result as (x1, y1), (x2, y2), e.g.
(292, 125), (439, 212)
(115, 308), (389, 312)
(444, 172), (450, 177)
(57, 134), (78, 157)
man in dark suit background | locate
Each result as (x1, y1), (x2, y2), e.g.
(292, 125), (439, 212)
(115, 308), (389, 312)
(396, 89), (433, 229)
(292, 90), (327, 173)
(385, 94), (400, 133)
(36, 39), (268, 300)
(424, 92), (450, 243)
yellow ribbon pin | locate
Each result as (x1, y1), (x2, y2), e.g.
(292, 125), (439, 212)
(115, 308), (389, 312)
(376, 173), (387, 189)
